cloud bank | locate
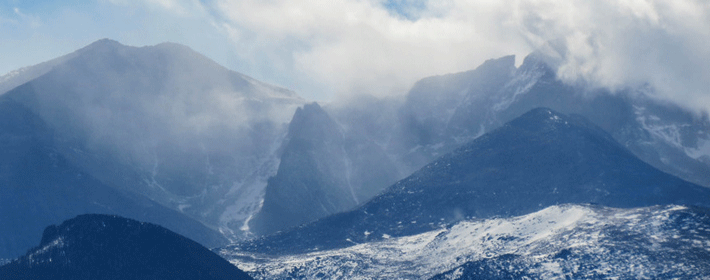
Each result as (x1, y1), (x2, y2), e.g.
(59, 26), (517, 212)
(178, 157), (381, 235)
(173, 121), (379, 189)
(2, 0), (709, 113)
(205, 0), (710, 113)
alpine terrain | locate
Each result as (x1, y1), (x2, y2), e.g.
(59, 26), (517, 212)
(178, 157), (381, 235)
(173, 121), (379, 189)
(221, 108), (710, 279)
(249, 52), (710, 237)
(224, 204), (710, 279)
(3, 37), (710, 279)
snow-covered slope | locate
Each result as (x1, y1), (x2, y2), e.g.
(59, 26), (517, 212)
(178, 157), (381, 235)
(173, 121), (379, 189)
(221, 204), (710, 279)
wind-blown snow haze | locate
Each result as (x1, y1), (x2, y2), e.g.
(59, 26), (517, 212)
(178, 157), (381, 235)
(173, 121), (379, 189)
(1, 0), (708, 112)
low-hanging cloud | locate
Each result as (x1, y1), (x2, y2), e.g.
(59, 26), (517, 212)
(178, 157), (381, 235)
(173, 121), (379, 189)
(191, 0), (710, 113)
(4, 0), (710, 113)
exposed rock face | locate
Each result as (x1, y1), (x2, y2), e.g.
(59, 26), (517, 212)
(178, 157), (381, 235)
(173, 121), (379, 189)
(250, 102), (399, 235)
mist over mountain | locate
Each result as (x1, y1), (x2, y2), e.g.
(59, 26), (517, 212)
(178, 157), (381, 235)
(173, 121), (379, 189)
(0, 51), (79, 96)
(0, 214), (253, 280)
(393, 52), (710, 188)
(249, 103), (400, 235)
(1, 39), (305, 239)
(2, 37), (710, 279)
(228, 108), (710, 255)
(0, 98), (225, 259)
(3, 39), (707, 244)
(293, 53), (710, 231)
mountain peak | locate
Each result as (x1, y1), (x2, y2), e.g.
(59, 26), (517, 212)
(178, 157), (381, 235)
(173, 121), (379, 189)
(90, 38), (121, 46)
(517, 51), (558, 76)
(480, 54), (515, 71)
(287, 102), (341, 141)
(508, 107), (569, 128)
(294, 102), (326, 119)
(505, 107), (619, 146)
(249, 101), (353, 235)
(78, 38), (126, 53)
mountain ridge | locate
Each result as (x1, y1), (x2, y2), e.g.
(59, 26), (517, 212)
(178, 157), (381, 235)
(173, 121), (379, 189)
(228, 107), (710, 255)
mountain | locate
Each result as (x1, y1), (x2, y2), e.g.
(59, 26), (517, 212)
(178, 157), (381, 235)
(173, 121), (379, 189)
(248, 103), (358, 235)
(227, 108), (710, 255)
(395, 52), (710, 188)
(0, 49), (79, 96)
(222, 204), (710, 279)
(248, 103), (400, 235)
(0, 98), (225, 259)
(0, 214), (253, 280)
(395, 55), (517, 170)
(1, 39), (305, 238)
(244, 52), (710, 239)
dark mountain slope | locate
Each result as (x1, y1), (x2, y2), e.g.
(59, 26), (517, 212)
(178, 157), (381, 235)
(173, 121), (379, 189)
(249, 103), (400, 235)
(231, 108), (710, 255)
(249, 103), (357, 235)
(0, 98), (225, 259)
(0, 214), (252, 280)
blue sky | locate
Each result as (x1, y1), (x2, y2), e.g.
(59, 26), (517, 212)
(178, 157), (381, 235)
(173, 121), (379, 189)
(1, 0), (709, 112)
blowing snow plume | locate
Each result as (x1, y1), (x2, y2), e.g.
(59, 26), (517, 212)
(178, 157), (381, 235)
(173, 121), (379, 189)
(2, 39), (305, 238)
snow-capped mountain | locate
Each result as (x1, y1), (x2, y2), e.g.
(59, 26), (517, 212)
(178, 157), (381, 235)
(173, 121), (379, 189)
(249, 103), (401, 235)
(280, 53), (710, 236)
(1, 39), (305, 239)
(0, 214), (253, 280)
(394, 52), (710, 188)
(223, 108), (710, 257)
(222, 204), (710, 279)
(0, 98), (225, 259)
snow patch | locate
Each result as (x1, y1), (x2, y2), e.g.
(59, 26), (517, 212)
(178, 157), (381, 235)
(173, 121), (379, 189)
(686, 137), (710, 160)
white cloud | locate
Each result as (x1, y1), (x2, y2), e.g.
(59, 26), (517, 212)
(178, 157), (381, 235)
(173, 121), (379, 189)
(209, 0), (533, 99)
(195, 0), (710, 113)
(104, 0), (208, 17)
(506, 0), (710, 113)
(12, 7), (41, 28)
(3, 0), (709, 113)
